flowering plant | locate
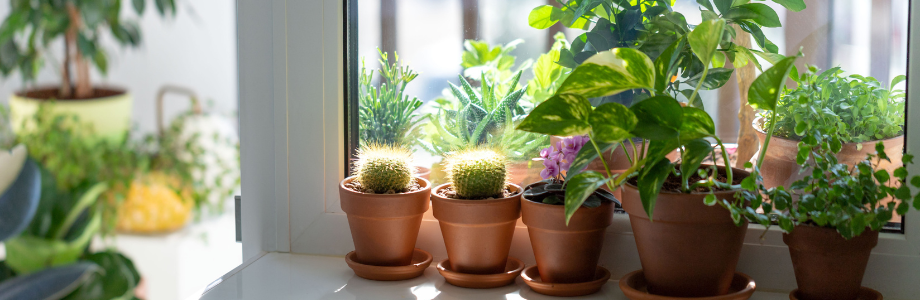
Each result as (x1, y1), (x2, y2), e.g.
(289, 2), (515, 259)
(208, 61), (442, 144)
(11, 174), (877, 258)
(525, 135), (617, 209)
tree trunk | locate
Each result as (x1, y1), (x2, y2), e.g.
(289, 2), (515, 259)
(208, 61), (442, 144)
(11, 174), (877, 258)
(65, 4), (92, 99)
(733, 24), (758, 169)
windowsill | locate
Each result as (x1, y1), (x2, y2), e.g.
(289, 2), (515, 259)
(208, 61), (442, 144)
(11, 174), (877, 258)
(198, 252), (790, 300)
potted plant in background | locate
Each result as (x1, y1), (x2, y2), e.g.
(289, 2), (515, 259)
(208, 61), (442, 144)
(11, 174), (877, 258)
(430, 149), (524, 289)
(754, 66), (905, 190)
(1, 0), (176, 142)
(339, 144), (433, 281)
(722, 133), (920, 299)
(358, 50), (427, 178)
(517, 17), (800, 298)
(519, 135), (618, 297)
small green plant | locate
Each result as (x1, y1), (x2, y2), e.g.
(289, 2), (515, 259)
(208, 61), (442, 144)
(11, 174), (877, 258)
(526, 32), (572, 104)
(445, 149), (508, 199)
(517, 18), (800, 223)
(358, 50), (423, 147)
(461, 39), (532, 92)
(761, 66), (905, 143)
(354, 144), (415, 193)
(0, 0), (176, 98)
(722, 137), (920, 239)
(527, 0), (805, 107)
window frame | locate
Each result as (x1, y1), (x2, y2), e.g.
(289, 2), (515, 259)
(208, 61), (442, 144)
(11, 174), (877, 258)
(238, 0), (920, 297)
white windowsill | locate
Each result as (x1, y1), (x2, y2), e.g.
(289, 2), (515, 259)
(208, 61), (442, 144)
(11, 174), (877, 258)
(197, 252), (790, 300)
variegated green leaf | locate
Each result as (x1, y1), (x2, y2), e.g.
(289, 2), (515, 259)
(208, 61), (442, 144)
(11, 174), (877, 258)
(517, 94), (592, 136)
(589, 102), (636, 143)
(688, 18), (725, 67)
(558, 48), (656, 98)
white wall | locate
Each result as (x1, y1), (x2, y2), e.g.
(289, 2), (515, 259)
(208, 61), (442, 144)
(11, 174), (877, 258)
(0, 0), (238, 135)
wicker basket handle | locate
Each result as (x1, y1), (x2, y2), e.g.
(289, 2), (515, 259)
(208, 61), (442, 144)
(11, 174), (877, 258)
(156, 85), (201, 137)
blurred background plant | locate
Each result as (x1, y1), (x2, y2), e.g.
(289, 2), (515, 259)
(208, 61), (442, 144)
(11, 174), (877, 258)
(358, 50), (423, 148)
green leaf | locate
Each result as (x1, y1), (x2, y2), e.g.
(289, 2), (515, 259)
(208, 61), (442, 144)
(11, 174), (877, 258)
(629, 96), (683, 140)
(92, 50), (108, 76)
(65, 251), (141, 300)
(688, 18), (726, 67)
(704, 193), (717, 206)
(558, 48), (656, 98)
(770, 0), (806, 12)
(589, 102), (637, 143)
(748, 55), (798, 111)
(637, 158), (673, 219)
(528, 5), (564, 29)
(654, 37), (686, 92)
(517, 94), (592, 136)
(132, 0), (147, 14)
(76, 34), (97, 58)
(684, 68), (733, 90)
(724, 3), (782, 28)
(564, 171), (612, 224)
(874, 170), (890, 183)
(567, 142), (616, 180)
(696, 0), (714, 11)
(681, 139), (713, 186)
(680, 106), (716, 141)
(714, 0), (733, 14)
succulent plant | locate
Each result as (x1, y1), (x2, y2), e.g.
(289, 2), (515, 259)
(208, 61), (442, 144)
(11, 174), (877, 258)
(445, 149), (508, 199)
(354, 144), (415, 193)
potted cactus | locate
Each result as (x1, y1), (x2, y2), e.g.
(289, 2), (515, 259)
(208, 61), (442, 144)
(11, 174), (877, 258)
(519, 135), (617, 295)
(430, 149), (522, 284)
(339, 144), (431, 270)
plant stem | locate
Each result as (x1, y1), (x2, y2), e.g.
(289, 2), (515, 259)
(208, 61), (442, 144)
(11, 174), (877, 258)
(589, 135), (616, 191)
(756, 110), (779, 170)
(688, 67), (709, 106)
(629, 138), (638, 165)
(621, 142), (633, 166)
(52, 182), (107, 240)
(714, 136), (733, 185)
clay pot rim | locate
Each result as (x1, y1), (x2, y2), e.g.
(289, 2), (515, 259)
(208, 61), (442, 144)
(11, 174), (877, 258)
(14, 85), (129, 101)
(618, 269), (756, 300)
(431, 182), (523, 203)
(623, 165), (751, 196)
(339, 176), (432, 197)
(789, 287), (882, 300)
(751, 116), (904, 144)
(521, 181), (616, 206)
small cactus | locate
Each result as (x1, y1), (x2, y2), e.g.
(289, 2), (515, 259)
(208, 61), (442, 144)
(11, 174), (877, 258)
(445, 149), (508, 199)
(354, 144), (415, 193)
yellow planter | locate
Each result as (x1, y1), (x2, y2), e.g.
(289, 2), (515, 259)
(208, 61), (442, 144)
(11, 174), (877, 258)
(116, 172), (193, 234)
(8, 88), (133, 143)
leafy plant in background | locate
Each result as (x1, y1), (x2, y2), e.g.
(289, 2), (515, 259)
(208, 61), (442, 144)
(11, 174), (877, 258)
(0, 0), (176, 98)
(0, 105), (12, 149)
(461, 39), (532, 94)
(761, 65), (905, 144)
(526, 32), (572, 104)
(528, 0), (805, 107)
(358, 50), (424, 147)
(0, 145), (142, 300)
(524, 135), (618, 207)
(425, 72), (546, 162)
(517, 18), (800, 223)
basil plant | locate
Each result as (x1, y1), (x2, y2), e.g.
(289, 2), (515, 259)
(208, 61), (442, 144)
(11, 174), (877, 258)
(517, 18), (800, 223)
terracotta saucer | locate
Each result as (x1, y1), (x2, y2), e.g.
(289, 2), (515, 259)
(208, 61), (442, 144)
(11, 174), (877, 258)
(789, 287), (882, 300)
(619, 270), (755, 300)
(345, 248), (432, 281)
(437, 257), (524, 289)
(520, 265), (611, 297)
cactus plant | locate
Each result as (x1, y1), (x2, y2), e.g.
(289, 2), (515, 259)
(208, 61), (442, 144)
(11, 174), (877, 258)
(354, 144), (415, 193)
(445, 149), (508, 199)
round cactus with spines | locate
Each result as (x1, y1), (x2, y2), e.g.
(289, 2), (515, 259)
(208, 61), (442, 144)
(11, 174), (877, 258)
(445, 149), (508, 199)
(354, 144), (415, 193)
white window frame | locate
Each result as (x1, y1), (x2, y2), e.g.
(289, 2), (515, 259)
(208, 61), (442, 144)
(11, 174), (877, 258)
(238, 0), (920, 298)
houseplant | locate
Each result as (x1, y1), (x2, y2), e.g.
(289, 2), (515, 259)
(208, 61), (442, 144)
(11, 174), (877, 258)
(358, 50), (424, 148)
(755, 65), (905, 189)
(517, 18), (800, 297)
(430, 149), (523, 288)
(1, 0), (176, 142)
(339, 144), (431, 279)
(721, 136), (920, 299)
(520, 135), (617, 295)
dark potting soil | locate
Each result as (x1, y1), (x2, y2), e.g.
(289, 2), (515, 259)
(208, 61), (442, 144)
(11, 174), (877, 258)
(345, 179), (421, 194)
(18, 87), (125, 100)
(628, 167), (744, 193)
(436, 185), (515, 200)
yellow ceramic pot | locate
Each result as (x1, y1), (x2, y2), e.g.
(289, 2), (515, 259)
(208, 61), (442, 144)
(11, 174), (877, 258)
(116, 172), (193, 234)
(8, 87), (133, 143)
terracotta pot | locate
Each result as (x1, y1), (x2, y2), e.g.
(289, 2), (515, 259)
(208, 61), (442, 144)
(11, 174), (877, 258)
(621, 166), (751, 297)
(521, 184), (614, 283)
(783, 225), (879, 300)
(339, 176), (431, 266)
(431, 183), (522, 274)
(417, 166), (431, 181)
(753, 119), (904, 190)
(507, 161), (541, 188)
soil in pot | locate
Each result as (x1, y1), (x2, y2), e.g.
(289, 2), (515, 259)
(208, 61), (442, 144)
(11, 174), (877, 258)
(521, 182), (615, 283)
(783, 224), (879, 300)
(431, 183), (522, 275)
(339, 176), (431, 266)
(621, 165), (750, 297)
(18, 86), (125, 100)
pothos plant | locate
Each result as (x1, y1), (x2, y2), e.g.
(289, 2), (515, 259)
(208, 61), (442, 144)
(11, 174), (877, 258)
(0, 0), (176, 98)
(721, 133), (920, 239)
(524, 135), (618, 207)
(517, 18), (800, 223)
(358, 50), (423, 147)
(528, 0), (805, 107)
(761, 65), (906, 144)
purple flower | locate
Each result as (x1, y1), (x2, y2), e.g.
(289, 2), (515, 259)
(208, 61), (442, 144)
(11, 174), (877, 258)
(541, 157), (560, 179)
